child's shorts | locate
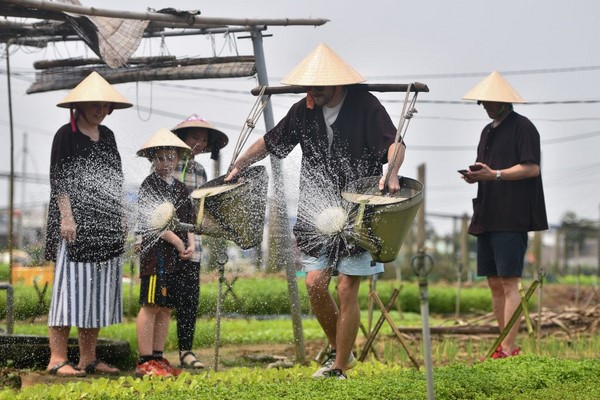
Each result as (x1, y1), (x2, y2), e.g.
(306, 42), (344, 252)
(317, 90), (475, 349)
(139, 272), (177, 308)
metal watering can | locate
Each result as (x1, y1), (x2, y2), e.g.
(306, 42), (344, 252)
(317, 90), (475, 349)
(339, 176), (423, 263)
(149, 165), (268, 249)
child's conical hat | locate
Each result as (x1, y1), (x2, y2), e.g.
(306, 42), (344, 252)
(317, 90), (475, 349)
(137, 128), (192, 159)
(281, 43), (365, 86)
(172, 114), (229, 152)
(57, 71), (132, 109)
(462, 71), (526, 103)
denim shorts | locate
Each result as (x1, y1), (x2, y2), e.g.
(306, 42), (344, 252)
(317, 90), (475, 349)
(301, 250), (384, 276)
(477, 232), (528, 277)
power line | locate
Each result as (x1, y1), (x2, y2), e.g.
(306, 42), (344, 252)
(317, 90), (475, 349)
(384, 99), (600, 105)
(408, 130), (600, 151)
(366, 65), (600, 80)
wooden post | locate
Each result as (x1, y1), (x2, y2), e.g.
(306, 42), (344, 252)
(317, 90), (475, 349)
(533, 231), (544, 348)
(416, 164), (426, 251)
(461, 214), (470, 283)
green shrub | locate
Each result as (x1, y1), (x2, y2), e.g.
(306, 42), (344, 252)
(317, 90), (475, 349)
(0, 263), (9, 281)
(1, 276), (551, 321)
(1, 355), (599, 400)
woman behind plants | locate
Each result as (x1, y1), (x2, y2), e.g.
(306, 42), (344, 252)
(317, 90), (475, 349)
(44, 71), (131, 377)
(170, 115), (228, 369)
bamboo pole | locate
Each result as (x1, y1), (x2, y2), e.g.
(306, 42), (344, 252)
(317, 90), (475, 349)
(483, 280), (540, 360)
(27, 62), (257, 93)
(358, 288), (400, 361)
(2, 0), (329, 28)
(32, 55), (254, 69)
(251, 83), (430, 96)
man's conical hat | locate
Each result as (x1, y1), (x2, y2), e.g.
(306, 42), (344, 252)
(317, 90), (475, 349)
(137, 128), (192, 159)
(462, 71), (526, 103)
(172, 114), (229, 152)
(57, 71), (132, 109)
(281, 43), (366, 86)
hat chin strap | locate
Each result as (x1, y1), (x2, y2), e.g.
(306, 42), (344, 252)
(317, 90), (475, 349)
(70, 106), (77, 133)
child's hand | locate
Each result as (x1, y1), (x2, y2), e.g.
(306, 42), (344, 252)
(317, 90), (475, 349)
(179, 246), (193, 261)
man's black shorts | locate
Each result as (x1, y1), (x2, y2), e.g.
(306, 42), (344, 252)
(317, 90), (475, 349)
(477, 232), (528, 277)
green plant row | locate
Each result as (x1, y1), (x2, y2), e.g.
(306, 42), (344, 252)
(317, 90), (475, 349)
(1, 355), (599, 400)
(0, 277), (503, 321)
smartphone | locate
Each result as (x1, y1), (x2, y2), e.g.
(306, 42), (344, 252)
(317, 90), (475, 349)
(469, 164), (483, 171)
(458, 169), (469, 176)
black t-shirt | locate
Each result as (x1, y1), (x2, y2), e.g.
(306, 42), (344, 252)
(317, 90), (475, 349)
(264, 85), (398, 256)
(45, 123), (125, 262)
(469, 111), (548, 234)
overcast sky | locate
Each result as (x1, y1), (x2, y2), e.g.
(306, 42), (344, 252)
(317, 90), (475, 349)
(1, 0), (599, 236)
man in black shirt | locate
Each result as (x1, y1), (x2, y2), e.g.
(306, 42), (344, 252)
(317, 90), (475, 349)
(226, 44), (405, 379)
(460, 71), (548, 358)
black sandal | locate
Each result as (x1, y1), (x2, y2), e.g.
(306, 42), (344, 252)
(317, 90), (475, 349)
(83, 359), (120, 375)
(179, 351), (205, 369)
(48, 361), (86, 377)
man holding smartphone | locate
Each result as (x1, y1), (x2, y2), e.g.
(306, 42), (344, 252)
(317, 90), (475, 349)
(460, 71), (548, 358)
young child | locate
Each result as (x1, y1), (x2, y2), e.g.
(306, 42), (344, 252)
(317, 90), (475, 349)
(170, 114), (228, 369)
(134, 128), (196, 378)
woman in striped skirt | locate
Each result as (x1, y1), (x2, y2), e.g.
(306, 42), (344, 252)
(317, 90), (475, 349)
(44, 72), (132, 377)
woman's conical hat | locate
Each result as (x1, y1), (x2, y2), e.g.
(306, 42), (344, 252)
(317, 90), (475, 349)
(462, 71), (526, 103)
(57, 71), (132, 109)
(172, 114), (229, 152)
(137, 128), (192, 159)
(281, 43), (366, 86)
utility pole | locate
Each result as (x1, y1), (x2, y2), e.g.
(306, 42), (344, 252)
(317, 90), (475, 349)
(250, 28), (305, 364)
(5, 41), (15, 284)
(17, 132), (27, 249)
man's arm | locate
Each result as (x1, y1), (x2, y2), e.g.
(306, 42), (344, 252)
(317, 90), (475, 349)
(225, 136), (270, 181)
(462, 162), (539, 183)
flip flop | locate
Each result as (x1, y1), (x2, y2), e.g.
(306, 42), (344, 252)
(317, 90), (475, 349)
(83, 359), (120, 375)
(48, 361), (86, 377)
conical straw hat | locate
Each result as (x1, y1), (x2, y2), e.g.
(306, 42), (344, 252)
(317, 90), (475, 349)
(57, 71), (132, 109)
(137, 128), (192, 159)
(281, 43), (366, 86)
(172, 114), (229, 152)
(462, 71), (526, 103)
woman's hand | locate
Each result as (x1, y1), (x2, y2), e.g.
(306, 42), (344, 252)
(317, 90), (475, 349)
(60, 217), (77, 242)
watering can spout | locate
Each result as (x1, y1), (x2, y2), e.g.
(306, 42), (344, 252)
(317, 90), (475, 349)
(341, 225), (381, 258)
(148, 201), (199, 234)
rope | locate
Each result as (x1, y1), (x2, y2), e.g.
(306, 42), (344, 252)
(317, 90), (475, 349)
(227, 84), (270, 172)
(135, 80), (153, 121)
(384, 83), (420, 190)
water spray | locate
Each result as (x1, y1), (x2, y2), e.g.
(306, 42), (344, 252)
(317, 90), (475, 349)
(314, 206), (348, 236)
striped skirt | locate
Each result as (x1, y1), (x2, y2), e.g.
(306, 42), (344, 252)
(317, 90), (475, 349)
(48, 240), (123, 328)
